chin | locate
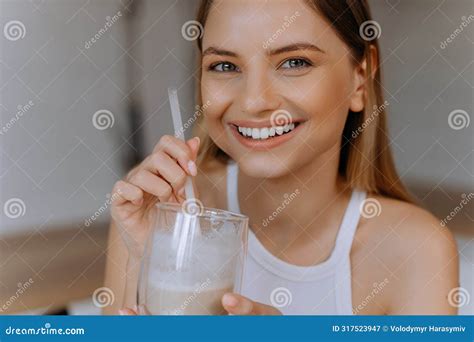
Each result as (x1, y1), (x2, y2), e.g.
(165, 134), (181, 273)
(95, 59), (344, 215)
(233, 153), (295, 179)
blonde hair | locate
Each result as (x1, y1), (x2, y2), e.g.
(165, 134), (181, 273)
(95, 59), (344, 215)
(192, 0), (413, 203)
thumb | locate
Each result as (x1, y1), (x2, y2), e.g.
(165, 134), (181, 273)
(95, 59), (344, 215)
(186, 136), (201, 160)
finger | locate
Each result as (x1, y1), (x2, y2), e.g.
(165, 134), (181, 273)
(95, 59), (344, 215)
(222, 293), (281, 315)
(118, 308), (137, 315)
(144, 152), (188, 193)
(128, 169), (173, 202)
(222, 293), (254, 315)
(186, 136), (200, 160)
(154, 135), (198, 176)
(111, 180), (143, 207)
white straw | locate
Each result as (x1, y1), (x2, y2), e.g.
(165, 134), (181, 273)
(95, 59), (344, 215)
(168, 87), (201, 270)
(168, 87), (196, 201)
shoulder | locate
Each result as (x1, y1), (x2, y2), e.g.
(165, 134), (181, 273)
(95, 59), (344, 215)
(358, 195), (458, 260)
(353, 194), (459, 314)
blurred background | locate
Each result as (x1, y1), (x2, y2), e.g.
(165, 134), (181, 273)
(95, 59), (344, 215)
(0, 0), (472, 315)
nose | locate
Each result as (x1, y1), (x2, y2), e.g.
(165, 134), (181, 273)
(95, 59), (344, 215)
(239, 63), (280, 116)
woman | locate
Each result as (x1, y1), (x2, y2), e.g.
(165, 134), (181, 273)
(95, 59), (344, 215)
(105, 0), (459, 315)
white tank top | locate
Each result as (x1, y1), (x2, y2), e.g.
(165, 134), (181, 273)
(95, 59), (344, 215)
(226, 160), (367, 315)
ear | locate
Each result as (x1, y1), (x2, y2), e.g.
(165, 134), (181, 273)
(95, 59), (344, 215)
(349, 45), (378, 113)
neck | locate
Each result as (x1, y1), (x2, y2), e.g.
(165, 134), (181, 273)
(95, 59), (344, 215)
(239, 144), (349, 239)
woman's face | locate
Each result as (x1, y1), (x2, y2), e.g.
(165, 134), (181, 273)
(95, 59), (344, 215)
(201, 0), (365, 178)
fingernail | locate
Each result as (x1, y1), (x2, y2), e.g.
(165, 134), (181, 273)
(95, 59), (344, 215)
(187, 160), (197, 176)
(223, 294), (238, 307)
(193, 136), (200, 146)
(119, 309), (126, 315)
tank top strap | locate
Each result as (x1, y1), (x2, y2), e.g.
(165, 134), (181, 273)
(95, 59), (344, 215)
(226, 160), (240, 213)
(332, 189), (367, 258)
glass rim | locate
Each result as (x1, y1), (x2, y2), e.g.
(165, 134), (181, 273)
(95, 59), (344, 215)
(155, 202), (249, 222)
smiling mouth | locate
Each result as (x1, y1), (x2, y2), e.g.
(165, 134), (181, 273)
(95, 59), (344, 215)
(232, 122), (302, 140)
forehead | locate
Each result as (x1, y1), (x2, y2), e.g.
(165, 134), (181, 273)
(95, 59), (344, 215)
(202, 0), (339, 53)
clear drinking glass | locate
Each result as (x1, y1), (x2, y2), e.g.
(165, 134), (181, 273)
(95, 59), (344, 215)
(137, 202), (248, 315)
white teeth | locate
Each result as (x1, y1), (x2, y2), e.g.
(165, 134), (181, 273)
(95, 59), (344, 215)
(251, 128), (259, 139)
(237, 123), (298, 140)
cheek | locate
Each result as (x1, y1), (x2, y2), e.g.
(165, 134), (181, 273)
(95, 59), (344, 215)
(282, 64), (353, 140)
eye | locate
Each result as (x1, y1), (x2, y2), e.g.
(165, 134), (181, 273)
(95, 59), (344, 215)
(279, 58), (312, 70)
(208, 61), (239, 72)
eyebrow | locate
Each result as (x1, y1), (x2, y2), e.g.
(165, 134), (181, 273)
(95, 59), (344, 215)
(202, 42), (325, 58)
